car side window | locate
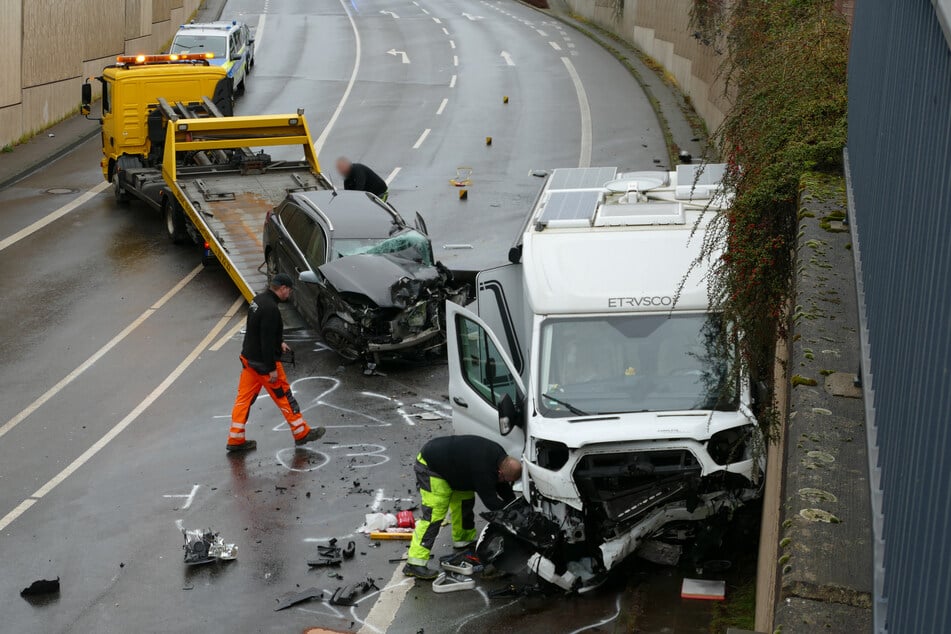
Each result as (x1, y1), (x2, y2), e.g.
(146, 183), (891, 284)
(456, 315), (518, 408)
(282, 206), (316, 257)
(303, 228), (328, 270)
(230, 33), (239, 57)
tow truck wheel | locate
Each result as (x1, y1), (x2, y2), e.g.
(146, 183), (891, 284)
(112, 172), (129, 204)
(321, 317), (360, 362)
(164, 203), (186, 244)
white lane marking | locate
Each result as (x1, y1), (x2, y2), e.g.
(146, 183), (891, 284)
(535, 28), (547, 36)
(254, 14), (268, 54)
(387, 49), (411, 64)
(385, 166), (401, 185)
(432, 17), (441, 24)
(449, 39), (456, 49)
(453, 55), (459, 66)
(562, 57), (592, 169)
(500, 50), (515, 66)
(358, 569), (415, 634)
(412, 129), (431, 149)
(209, 317), (245, 352)
(380, 9), (399, 18)
(462, 12), (484, 20)
(313, 0), (362, 155)
(449, 74), (457, 88)
(549, 41), (562, 51)
(420, 7), (430, 14)
(0, 181), (109, 253)
(442, 27), (449, 35)
(0, 264), (203, 442)
(0, 296), (243, 532)
(436, 98), (448, 115)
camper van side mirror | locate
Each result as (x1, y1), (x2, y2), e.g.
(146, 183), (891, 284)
(81, 82), (92, 116)
(498, 393), (520, 436)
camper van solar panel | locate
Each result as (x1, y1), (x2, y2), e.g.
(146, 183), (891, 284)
(676, 163), (727, 187)
(546, 167), (618, 191)
(539, 190), (603, 227)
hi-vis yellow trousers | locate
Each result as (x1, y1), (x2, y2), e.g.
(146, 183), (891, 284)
(407, 454), (476, 566)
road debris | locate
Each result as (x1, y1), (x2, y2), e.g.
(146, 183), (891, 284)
(21, 578), (60, 597)
(274, 587), (323, 611)
(432, 571), (476, 593)
(182, 528), (237, 566)
(330, 577), (378, 606)
(307, 538), (344, 567)
(369, 529), (413, 540)
(439, 551), (482, 575)
(396, 510), (416, 528)
(358, 513), (397, 533)
(680, 578), (726, 600)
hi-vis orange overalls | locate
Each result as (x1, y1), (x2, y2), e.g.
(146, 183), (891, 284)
(228, 290), (312, 446)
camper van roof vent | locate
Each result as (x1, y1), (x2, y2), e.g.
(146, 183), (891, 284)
(546, 167), (618, 191)
(538, 189), (603, 228)
(595, 201), (685, 227)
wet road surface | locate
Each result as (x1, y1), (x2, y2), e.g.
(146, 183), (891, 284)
(0, 0), (733, 632)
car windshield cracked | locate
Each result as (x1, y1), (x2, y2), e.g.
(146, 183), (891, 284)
(333, 230), (433, 266)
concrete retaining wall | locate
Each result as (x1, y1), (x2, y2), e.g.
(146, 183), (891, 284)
(562, 0), (730, 133)
(0, 0), (203, 148)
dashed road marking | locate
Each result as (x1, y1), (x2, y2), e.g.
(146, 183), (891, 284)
(449, 39), (456, 49)
(412, 128), (431, 149)
(432, 17), (441, 24)
(453, 54), (459, 66)
(442, 27), (450, 35)
(549, 41), (562, 51)
(385, 166), (401, 185)
(449, 74), (457, 88)
(535, 28), (547, 36)
(436, 98), (448, 115)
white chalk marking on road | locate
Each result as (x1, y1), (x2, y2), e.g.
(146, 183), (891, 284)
(358, 569), (415, 634)
(163, 484), (200, 511)
(254, 14), (268, 54)
(209, 316), (245, 352)
(174, 518), (184, 531)
(565, 595), (622, 634)
(432, 17), (441, 24)
(385, 166), (401, 185)
(275, 446), (330, 472)
(436, 98), (448, 115)
(380, 9), (399, 18)
(304, 534), (355, 542)
(0, 296), (243, 532)
(0, 264), (203, 442)
(387, 49), (411, 64)
(449, 39), (456, 49)
(449, 74), (457, 88)
(500, 50), (515, 66)
(0, 181), (110, 254)
(421, 397), (452, 411)
(549, 41), (562, 51)
(535, 28), (548, 36)
(412, 128), (431, 149)
(562, 56), (592, 168)
(314, 0), (362, 156)
(442, 27), (450, 35)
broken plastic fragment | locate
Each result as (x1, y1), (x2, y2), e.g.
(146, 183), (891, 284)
(21, 578), (60, 597)
(182, 528), (237, 565)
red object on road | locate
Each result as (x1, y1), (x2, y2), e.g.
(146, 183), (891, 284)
(396, 510), (415, 528)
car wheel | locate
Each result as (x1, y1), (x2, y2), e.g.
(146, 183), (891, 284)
(321, 317), (361, 362)
(164, 202), (186, 244)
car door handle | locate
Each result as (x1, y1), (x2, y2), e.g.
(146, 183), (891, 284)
(453, 397), (468, 408)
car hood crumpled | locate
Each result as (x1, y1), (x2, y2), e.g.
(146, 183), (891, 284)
(318, 254), (443, 308)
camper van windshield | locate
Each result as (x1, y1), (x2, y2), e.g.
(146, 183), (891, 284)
(538, 313), (738, 417)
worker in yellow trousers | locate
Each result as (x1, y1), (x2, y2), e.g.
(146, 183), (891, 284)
(404, 435), (522, 579)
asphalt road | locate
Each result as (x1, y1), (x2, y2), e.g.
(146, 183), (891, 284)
(0, 1), (706, 632)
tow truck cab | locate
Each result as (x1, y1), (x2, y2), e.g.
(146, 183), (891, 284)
(446, 165), (765, 590)
(81, 54), (231, 184)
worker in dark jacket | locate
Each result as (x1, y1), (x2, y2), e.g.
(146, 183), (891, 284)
(226, 273), (325, 453)
(404, 435), (522, 579)
(336, 157), (389, 201)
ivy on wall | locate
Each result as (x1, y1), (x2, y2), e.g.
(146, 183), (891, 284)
(693, 0), (850, 423)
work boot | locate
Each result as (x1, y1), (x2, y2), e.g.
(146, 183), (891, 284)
(226, 439), (257, 453)
(452, 540), (476, 550)
(295, 427), (326, 446)
(403, 563), (438, 580)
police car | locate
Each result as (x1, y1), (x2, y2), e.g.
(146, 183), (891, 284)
(170, 21), (254, 97)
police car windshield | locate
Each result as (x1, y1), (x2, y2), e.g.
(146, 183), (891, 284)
(170, 34), (227, 58)
(538, 313), (737, 417)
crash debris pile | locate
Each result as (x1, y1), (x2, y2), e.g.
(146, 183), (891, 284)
(182, 528), (237, 566)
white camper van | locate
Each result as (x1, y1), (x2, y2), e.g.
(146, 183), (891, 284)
(445, 165), (764, 590)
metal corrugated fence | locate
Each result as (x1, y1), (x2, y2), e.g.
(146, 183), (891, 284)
(846, 1), (951, 632)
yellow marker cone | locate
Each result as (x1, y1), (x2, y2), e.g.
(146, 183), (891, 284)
(459, 189), (468, 200)
(503, 96), (509, 104)
(485, 136), (492, 146)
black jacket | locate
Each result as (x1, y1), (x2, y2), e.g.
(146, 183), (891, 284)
(344, 163), (388, 198)
(421, 435), (515, 511)
(241, 289), (283, 373)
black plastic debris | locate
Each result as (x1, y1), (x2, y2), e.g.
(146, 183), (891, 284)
(21, 578), (60, 597)
(182, 528), (237, 566)
(307, 538), (343, 567)
(342, 541), (355, 559)
(330, 577), (378, 606)
(274, 587), (323, 611)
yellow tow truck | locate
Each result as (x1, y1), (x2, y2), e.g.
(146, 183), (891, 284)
(82, 53), (332, 301)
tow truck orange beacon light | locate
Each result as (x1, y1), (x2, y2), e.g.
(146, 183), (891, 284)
(115, 52), (214, 64)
